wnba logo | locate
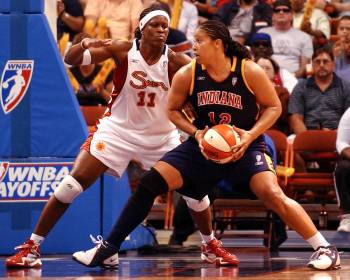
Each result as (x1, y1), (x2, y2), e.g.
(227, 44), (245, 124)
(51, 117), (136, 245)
(0, 60), (34, 114)
(0, 162), (9, 182)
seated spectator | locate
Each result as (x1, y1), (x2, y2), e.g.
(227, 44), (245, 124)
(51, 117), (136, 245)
(84, 0), (143, 40)
(57, 0), (84, 41)
(153, 1), (193, 56)
(67, 34), (113, 105)
(178, 0), (199, 44)
(335, 107), (350, 232)
(193, 0), (230, 22)
(291, 0), (331, 40)
(259, 0), (313, 78)
(333, 15), (350, 58)
(330, 0), (350, 17)
(335, 33), (350, 80)
(288, 47), (350, 135)
(251, 32), (298, 94)
(256, 55), (290, 134)
(213, 0), (272, 45)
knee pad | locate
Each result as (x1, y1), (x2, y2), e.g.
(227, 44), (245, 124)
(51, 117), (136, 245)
(54, 175), (83, 203)
(182, 195), (210, 212)
(139, 168), (168, 197)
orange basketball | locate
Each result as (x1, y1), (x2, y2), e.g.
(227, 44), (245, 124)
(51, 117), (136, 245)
(201, 124), (240, 164)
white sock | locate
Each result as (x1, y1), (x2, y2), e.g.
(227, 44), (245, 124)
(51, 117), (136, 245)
(200, 231), (215, 244)
(30, 233), (45, 245)
(306, 232), (330, 250)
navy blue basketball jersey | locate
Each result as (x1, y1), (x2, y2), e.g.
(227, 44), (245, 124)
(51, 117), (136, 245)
(188, 57), (259, 130)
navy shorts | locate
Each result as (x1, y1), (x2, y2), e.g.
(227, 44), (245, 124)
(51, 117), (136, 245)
(160, 137), (275, 200)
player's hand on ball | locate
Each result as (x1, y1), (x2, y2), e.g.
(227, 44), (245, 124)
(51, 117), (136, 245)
(194, 126), (210, 159)
(231, 126), (254, 161)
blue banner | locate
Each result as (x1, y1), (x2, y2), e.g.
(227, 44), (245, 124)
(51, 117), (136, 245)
(0, 161), (72, 202)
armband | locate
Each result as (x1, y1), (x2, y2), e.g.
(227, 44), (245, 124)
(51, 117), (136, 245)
(81, 49), (92, 65)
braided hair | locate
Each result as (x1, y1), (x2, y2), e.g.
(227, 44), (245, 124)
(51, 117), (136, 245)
(134, 4), (170, 39)
(198, 20), (251, 60)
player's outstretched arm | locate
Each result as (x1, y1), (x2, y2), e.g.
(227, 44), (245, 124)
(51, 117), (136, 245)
(64, 38), (130, 66)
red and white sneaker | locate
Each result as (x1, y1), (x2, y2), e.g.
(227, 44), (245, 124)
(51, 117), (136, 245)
(5, 240), (42, 268)
(201, 238), (239, 266)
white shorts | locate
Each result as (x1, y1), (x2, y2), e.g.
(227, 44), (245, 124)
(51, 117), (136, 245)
(83, 129), (181, 177)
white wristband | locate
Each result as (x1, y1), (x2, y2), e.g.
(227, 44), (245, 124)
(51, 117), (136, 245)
(81, 49), (92, 65)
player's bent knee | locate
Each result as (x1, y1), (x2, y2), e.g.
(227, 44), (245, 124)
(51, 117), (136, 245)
(139, 167), (169, 196)
(54, 175), (83, 203)
(183, 195), (210, 212)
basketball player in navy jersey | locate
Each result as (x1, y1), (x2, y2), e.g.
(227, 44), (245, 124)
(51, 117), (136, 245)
(6, 6), (238, 269)
(72, 20), (340, 270)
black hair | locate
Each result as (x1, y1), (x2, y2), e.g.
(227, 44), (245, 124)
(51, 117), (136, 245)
(255, 54), (280, 74)
(198, 20), (251, 59)
(134, 4), (169, 39)
(339, 15), (350, 23)
(312, 47), (334, 61)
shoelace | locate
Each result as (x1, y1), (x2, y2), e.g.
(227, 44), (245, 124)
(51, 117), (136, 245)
(209, 240), (231, 257)
(14, 242), (40, 257)
(89, 234), (108, 248)
(309, 247), (332, 261)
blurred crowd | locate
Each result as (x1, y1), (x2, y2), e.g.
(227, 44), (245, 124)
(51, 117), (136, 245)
(55, 0), (350, 239)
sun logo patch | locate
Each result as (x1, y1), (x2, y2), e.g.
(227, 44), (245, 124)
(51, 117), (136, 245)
(0, 60), (34, 114)
(95, 141), (106, 151)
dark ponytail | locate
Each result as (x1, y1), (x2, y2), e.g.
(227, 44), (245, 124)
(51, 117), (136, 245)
(199, 20), (251, 60)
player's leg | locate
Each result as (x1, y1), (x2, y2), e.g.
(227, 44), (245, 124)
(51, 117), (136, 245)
(5, 150), (108, 268)
(73, 160), (183, 268)
(186, 200), (239, 266)
(250, 171), (340, 270)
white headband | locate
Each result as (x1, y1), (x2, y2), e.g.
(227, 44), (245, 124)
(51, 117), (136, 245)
(139, 10), (170, 30)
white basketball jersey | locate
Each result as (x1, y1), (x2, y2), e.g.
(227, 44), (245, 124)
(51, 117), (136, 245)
(96, 39), (179, 147)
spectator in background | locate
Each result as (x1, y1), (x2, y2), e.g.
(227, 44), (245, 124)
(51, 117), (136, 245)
(155, 1), (193, 56)
(250, 32), (273, 57)
(291, 0), (330, 40)
(178, 0), (199, 44)
(193, 0), (230, 22)
(289, 47), (350, 135)
(256, 55), (290, 134)
(84, 0), (143, 40)
(259, 0), (313, 78)
(213, 0), (272, 45)
(251, 32), (298, 94)
(335, 33), (350, 80)
(333, 15), (350, 58)
(330, 0), (350, 17)
(57, 0), (84, 41)
(335, 107), (350, 232)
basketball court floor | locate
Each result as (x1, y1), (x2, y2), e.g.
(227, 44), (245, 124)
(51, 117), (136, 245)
(1, 249), (349, 279)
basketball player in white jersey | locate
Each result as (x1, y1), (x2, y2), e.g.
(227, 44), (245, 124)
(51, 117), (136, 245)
(5, 6), (189, 268)
(6, 5), (238, 269)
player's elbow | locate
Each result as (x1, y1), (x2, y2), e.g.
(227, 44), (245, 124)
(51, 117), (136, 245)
(64, 52), (78, 65)
(167, 108), (177, 123)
